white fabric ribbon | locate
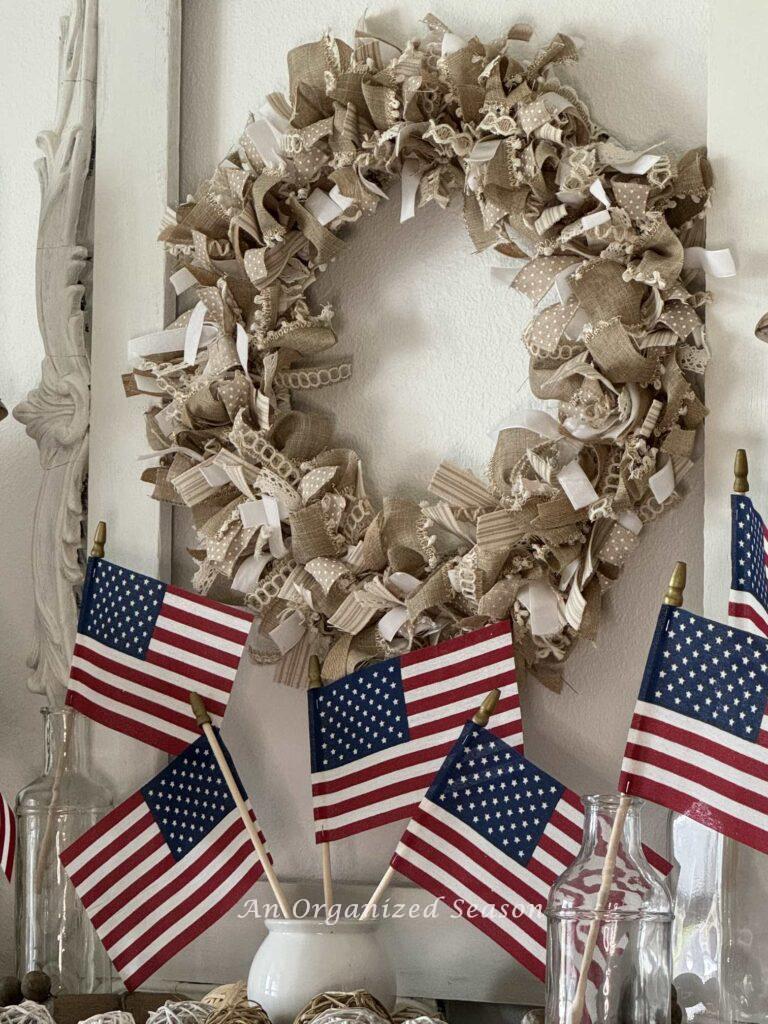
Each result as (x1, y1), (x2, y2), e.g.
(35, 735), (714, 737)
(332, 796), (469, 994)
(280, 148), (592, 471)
(137, 446), (203, 464)
(518, 579), (562, 637)
(245, 117), (284, 167)
(610, 152), (660, 175)
(239, 495), (287, 557)
(557, 460), (599, 509)
(378, 606), (410, 641)
(184, 301), (207, 366)
(683, 246), (736, 278)
(129, 326), (185, 360)
(467, 138), (502, 164)
(169, 267), (197, 295)
(648, 456), (676, 504)
(400, 159), (421, 222)
(269, 610), (306, 655)
(442, 31), (469, 55)
(328, 184), (356, 212)
(231, 550), (273, 593)
(236, 323), (249, 372)
(489, 409), (584, 449)
(618, 510), (644, 535)
(306, 188), (348, 226)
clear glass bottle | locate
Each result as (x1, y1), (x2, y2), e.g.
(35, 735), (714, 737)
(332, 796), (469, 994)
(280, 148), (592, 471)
(16, 707), (114, 993)
(720, 835), (768, 1023)
(669, 814), (725, 1021)
(545, 794), (674, 1024)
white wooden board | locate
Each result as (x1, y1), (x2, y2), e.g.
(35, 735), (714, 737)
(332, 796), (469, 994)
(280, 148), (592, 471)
(704, 0), (768, 618)
(88, 0), (181, 795)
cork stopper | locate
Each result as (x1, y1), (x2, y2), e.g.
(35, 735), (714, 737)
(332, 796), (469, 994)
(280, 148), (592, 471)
(734, 449), (749, 494)
(308, 655), (323, 690)
(472, 688), (501, 727)
(663, 562), (687, 607)
(90, 521), (107, 558)
(189, 692), (212, 727)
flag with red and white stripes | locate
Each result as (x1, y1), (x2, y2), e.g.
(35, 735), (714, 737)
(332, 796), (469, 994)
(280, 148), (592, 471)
(621, 603), (768, 856)
(1, 791), (15, 883)
(390, 722), (668, 997)
(729, 493), (768, 637)
(66, 557), (253, 754)
(61, 732), (266, 991)
(309, 620), (520, 843)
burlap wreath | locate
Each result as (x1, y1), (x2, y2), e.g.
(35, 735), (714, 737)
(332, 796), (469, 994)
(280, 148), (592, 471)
(127, 17), (713, 690)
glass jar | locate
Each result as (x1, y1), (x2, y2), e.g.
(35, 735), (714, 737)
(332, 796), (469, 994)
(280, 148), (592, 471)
(545, 794), (674, 1024)
(16, 707), (113, 993)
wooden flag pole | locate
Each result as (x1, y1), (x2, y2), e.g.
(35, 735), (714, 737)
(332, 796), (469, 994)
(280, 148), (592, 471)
(734, 449), (749, 493)
(189, 692), (292, 919)
(569, 561), (687, 1024)
(359, 687), (501, 921)
(35, 521), (107, 893)
(309, 655), (334, 913)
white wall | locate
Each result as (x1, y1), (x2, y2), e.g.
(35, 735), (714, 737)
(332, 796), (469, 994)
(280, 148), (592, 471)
(176, 0), (708, 886)
(0, 0), (70, 974)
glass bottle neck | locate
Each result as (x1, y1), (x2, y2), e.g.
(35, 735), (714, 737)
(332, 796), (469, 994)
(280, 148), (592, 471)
(579, 794), (643, 861)
(43, 707), (88, 775)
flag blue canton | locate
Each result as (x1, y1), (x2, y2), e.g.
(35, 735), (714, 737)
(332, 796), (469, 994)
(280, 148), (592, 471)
(642, 607), (768, 742)
(430, 723), (564, 864)
(310, 657), (408, 771)
(732, 495), (768, 606)
(80, 558), (166, 658)
(141, 734), (239, 861)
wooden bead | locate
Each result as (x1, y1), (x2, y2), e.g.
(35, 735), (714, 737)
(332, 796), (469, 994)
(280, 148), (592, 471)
(20, 970), (52, 1003)
(0, 976), (22, 1007)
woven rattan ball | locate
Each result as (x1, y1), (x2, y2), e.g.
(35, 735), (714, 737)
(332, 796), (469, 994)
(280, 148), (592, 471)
(293, 991), (392, 1024)
(202, 986), (249, 1011)
(0, 1000), (56, 1024)
(80, 1013), (135, 1024)
(206, 1005), (270, 1024)
(146, 1001), (215, 1024)
(391, 1004), (445, 1024)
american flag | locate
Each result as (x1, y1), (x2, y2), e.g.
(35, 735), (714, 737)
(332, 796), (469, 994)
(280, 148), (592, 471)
(390, 722), (667, 993)
(1, 791), (15, 883)
(621, 603), (768, 856)
(729, 494), (768, 637)
(61, 732), (266, 991)
(309, 620), (520, 843)
(66, 557), (253, 754)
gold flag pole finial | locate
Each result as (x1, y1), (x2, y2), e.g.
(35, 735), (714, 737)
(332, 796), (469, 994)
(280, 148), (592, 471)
(90, 521), (107, 558)
(189, 691), (212, 727)
(663, 562), (687, 607)
(734, 449), (749, 494)
(472, 688), (501, 727)
(308, 655), (322, 690)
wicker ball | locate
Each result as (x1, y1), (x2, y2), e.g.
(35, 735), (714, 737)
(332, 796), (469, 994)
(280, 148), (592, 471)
(391, 1004), (444, 1024)
(146, 1002), (215, 1024)
(0, 979), (21, 1009)
(293, 992), (392, 1024)
(80, 1013), (135, 1024)
(206, 1006), (270, 1024)
(0, 1000), (56, 1024)
(202, 986), (249, 1011)
(520, 1012), (544, 1024)
(19, 974), (50, 1005)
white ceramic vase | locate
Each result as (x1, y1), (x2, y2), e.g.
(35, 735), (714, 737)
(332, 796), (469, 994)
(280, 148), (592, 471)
(247, 918), (397, 1024)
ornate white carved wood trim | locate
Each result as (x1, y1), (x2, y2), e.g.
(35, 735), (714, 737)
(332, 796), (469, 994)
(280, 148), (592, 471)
(13, 0), (97, 708)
